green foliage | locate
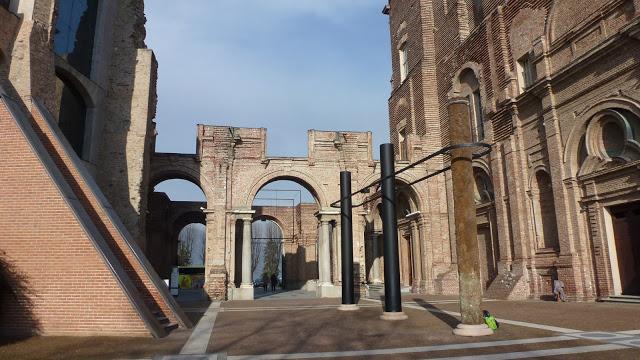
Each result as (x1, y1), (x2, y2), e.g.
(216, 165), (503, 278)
(262, 238), (281, 277)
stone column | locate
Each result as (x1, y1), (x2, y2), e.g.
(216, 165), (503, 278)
(449, 98), (492, 336)
(232, 209), (255, 300)
(411, 221), (423, 290)
(319, 218), (332, 285)
(371, 233), (382, 284)
(241, 217), (253, 288)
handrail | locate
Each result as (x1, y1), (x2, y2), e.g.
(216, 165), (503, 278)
(330, 142), (491, 208)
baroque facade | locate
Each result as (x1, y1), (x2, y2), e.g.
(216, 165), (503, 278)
(385, 0), (640, 300)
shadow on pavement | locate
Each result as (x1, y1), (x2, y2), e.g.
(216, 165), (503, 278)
(413, 298), (460, 329)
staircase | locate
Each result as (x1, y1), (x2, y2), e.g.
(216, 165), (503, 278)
(597, 295), (640, 304)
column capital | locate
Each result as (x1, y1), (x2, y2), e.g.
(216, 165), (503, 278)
(231, 208), (255, 221)
(315, 208), (339, 223)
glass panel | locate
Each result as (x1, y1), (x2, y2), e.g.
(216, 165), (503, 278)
(56, 76), (87, 156)
(602, 120), (625, 158)
(473, 90), (484, 141)
(54, 0), (100, 77)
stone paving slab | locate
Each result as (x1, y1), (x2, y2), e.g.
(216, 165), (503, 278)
(421, 297), (640, 332)
(209, 303), (555, 356)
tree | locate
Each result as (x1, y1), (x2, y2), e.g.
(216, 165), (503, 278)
(263, 239), (280, 277)
(178, 225), (197, 266)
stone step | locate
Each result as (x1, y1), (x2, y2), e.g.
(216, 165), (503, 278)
(163, 323), (179, 332)
(598, 296), (640, 304)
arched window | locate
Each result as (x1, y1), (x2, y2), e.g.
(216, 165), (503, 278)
(473, 168), (494, 205)
(55, 75), (87, 157)
(458, 68), (485, 141)
(578, 108), (640, 174)
(54, 0), (100, 77)
(534, 171), (559, 250)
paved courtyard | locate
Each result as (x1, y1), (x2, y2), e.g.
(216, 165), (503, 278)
(1, 294), (640, 359)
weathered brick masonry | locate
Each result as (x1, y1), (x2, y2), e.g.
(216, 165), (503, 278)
(386, 0), (640, 300)
(0, 1), (189, 337)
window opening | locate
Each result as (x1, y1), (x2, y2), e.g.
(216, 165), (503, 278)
(517, 54), (534, 93)
(398, 127), (408, 160)
(399, 43), (409, 82)
(54, 0), (100, 77)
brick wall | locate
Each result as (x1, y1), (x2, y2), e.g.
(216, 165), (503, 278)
(0, 99), (150, 337)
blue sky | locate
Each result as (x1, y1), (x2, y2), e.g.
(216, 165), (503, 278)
(147, 0), (391, 201)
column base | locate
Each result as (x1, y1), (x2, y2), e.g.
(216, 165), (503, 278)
(380, 311), (408, 321)
(233, 286), (254, 300)
(317, 283), (341, 298)
(452, 323), (494, 337)
(338, 304), (359, 311)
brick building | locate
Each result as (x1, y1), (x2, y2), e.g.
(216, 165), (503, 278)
(0, 0), (189, 337)
(384, 0), (640, 300)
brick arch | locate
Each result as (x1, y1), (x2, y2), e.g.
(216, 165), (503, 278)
(546, 0), (610, 43)
(449, 62), (484, 98)
(244, 170), (329, 209)
(171, 210), (206, 243)
(563, 96), (640, 176)
(358, 171), (425, 213)
(252, 214), (285, 233)
(149, 154), (213, 203)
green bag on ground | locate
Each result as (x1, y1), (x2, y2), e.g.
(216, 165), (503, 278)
(483, 310), (498, 330)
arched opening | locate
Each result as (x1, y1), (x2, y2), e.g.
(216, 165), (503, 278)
(473, 167), (500, 289)
(365, 180), (423, 292)
(251, 218), (284, 297)
(54, 74), (88, 157)
(236, 179), (323, 298)
(532, 171), (559, 251)
(146, 178), (207, 299)
(458, 68), (485, 142)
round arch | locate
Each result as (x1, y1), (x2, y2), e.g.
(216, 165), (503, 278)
(449, 62), (484, 98)
(55, 66), (96, 108)
(563, 97), (640, 176)
(149, 168), (212, 203)
(252, 214), (286, 233)
(358, 171), (425, 212)
(245, 170), (329, 208)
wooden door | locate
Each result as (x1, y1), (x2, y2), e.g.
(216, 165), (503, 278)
(611, 203), (640, 295)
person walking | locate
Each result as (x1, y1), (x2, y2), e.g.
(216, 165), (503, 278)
(550, 266), (567, 302)
(262, 272), (269, 292)
(270, 273), (278, 292)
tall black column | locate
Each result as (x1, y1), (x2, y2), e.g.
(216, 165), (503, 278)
(379, 144), (407, 320)
(338, 171), (358, 311)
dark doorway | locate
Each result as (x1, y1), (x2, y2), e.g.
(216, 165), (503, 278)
(610, 202), (640, 295)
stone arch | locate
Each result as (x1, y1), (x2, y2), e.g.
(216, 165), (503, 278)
(245, 170), (329, 208)
(564, 97), (640, 176)
(55, 66), (96, 108)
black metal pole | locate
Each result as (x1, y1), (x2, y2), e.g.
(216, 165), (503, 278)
(380, 144), (406, 319)
(340, 171), (355, 306)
